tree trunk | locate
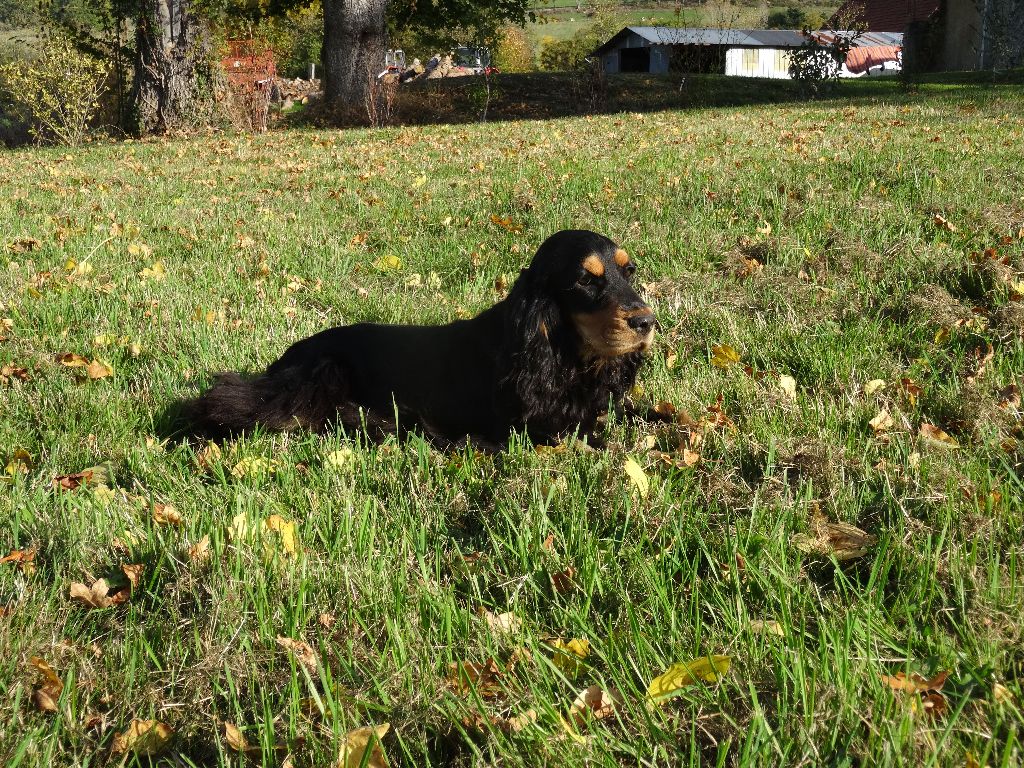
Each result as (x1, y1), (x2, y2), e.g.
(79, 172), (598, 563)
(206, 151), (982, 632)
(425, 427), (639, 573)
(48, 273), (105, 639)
(133, 0), (216, 134)
(322, 0), (389, 113)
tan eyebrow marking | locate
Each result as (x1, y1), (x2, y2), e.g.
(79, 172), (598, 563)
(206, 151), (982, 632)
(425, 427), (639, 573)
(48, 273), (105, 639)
(582, 254), (605, 277)
(614, 249), (630, 267)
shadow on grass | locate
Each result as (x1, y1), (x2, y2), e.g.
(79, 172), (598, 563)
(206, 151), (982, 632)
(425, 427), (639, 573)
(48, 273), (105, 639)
(294, 68), (1024, 130)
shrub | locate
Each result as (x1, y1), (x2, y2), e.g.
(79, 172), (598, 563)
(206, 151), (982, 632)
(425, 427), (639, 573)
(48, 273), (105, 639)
(0, 32), (108, 146)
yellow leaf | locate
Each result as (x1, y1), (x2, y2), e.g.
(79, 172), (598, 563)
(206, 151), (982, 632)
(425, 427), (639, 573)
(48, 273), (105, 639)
(778, 374), (797, 400)
(646, 656), (731, 702)
(550, 638), (590, 679)
(111, 719), (174, 756)
(223, 722), (250, 753)
(326, 448), (354, 468)
(863, 379), (886, 396)
(372, 255), (402, 271)
(338, 723), (390, 768)
(412, 174), (427, 188)
(623, 457), (649, 498)
(127, 242), (153, 258)
(140, 261), (166, 281)
(748, 620), (784, 637)
(711, 343), (741, 369)
(933, 327), (950, 344)
(756, 221), (772, 235)
(265, 514), (298, 556)
(868, 410), (894, 433)
(228, 512), (253, 542)
(231, 456), (277, 478)
(5, 448), (32, 476)
(58, 352), (89, 368)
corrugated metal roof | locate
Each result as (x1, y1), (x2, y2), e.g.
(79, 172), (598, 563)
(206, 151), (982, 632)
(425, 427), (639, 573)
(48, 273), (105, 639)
(592, 26), (903, 56)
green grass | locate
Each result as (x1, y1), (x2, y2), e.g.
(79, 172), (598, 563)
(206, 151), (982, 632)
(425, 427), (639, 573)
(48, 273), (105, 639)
(2, 73), (1024, 766)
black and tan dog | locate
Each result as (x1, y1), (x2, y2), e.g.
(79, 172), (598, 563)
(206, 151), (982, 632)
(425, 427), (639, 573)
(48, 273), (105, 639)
(185, 229), (656, 447)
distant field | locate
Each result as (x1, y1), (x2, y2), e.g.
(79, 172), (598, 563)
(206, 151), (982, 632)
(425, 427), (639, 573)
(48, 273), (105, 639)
(1, 71), (1022, 766)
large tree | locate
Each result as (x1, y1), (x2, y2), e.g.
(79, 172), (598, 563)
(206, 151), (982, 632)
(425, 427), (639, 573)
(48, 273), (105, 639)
(134, 0), (218, 133)
(322, 0), (532, 111)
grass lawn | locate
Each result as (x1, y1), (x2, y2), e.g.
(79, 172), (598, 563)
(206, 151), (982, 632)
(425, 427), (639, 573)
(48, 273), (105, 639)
(1, 73), (1023, 766)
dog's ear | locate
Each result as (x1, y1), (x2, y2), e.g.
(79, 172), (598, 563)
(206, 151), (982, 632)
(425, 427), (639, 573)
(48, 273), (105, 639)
(500, 269), (567, 420)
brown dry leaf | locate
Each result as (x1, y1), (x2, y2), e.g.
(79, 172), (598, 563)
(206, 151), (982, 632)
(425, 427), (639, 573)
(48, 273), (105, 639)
(881, 670), (949, 694)
(187, 535), (211, 564)
(489, 214), (522, 233)
(1, 364), (30, 385)
(448, 658), (504, 698)
(7, 236), (41, 253)
(318, 612), (336, 629)
(794, 516), (877, 561)
(57, 352), (89, 368)
(1, 547), (36, 575)
(111, 719), (174, 756)
(899, 377), (923, 406)
(567, 684), (623, 728)
(998, 384), (1021, 409)
(550, 566), (577, 594)
(223, 721), (263, 757)
(276, 636), (319, 673)
(933, 213), (957, 232)
(52, 466), (108, 491)
(711, 343), (741, 369)
(121, 564), (144, 592)
(152, 503), (182, 526)
(479, 608), (523, 635)
(920, 422), (959, 448)
(69, 577), (130, 609)
(653, 400), (678, 418)
(30, 656), (64, 712)
(195, 441), (222, 471)
(868, 410), (894, 433)
(337, 723), (390, 768)
(966, 343), (994, 384)
(86, 359), (113, 379)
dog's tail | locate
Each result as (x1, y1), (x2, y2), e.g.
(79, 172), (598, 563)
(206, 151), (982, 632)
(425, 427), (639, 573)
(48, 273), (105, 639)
(183, 359), (348, 439)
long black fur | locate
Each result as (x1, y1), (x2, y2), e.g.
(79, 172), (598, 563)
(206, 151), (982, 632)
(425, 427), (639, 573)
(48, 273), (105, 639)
(183, 230), (654, 448)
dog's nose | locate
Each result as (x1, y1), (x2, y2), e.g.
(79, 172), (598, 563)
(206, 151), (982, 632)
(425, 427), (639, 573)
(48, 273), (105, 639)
(627, 312), (656, 335)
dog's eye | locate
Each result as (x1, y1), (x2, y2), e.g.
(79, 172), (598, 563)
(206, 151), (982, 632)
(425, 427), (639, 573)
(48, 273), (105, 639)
(577, 272), (599, 287)
(623, 262), (637, 278)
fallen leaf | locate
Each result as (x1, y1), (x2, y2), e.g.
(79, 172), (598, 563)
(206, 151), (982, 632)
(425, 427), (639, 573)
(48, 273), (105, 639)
(223, 721), (263, 757)
(711, 343), (741, 369)
(187, 535), (211, 564)
(86, 359), (113, 379)
(920, 422), (959, 448)
(863, 379), (887, 396)
(231, 456), (277, 479)
(549, 638), (590, 679)
(7, 236), (41, 253)
(778, 374), (797, 400)
(899, 377), (923, 406)
(479, 609), (523, 635)
(756, 221), (772, 235)
(1, 547), (36, 574)
(111, 719), (174, 756)
(646, 656), (731, 702)
(29, 656), (63, 712)
(69, 577), (130, 609)
(993, 682), (1014, 703)
(372, 255), (402, 271)
(550, 566), (576, 594)
(53, 465), (108, 491)
(881, 670), (949, 694)
(1, 364), (30, 385)
(448, 658), (504, 697)
(567, 684), (622, 728)
(276, 636), (319, 673)
(265, 514), (298, 556)
(748, 620), (784, 637)
(152, 503), (182, 526)
(58, 352), (89, 368)
(998, 384), (1021, 409)
(337, 723), (390, 768)
(121, 564), (144, 592)
(623, 457), (649, 498)
(139, 261), (166, 281)
(489, 214), (521, 233)
(325, 447), (354, 467)
(794, 518), (877, 561)
(933, 213), (957, 232)
(869, 410), (894, 433)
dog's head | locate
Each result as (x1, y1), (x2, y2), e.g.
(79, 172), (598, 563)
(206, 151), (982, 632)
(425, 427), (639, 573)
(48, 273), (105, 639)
(525, 229), (656, 358)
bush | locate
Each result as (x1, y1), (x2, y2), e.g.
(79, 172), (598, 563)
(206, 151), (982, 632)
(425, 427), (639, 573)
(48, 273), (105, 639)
(493, 25), (533, 72)
(0, 32), (108, 145)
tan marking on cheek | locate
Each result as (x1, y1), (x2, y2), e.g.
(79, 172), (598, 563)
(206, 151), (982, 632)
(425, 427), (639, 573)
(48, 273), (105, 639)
(582, 254), (605, 277)
(614, 249), (630, 267)
(539, 321), (548, 339)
